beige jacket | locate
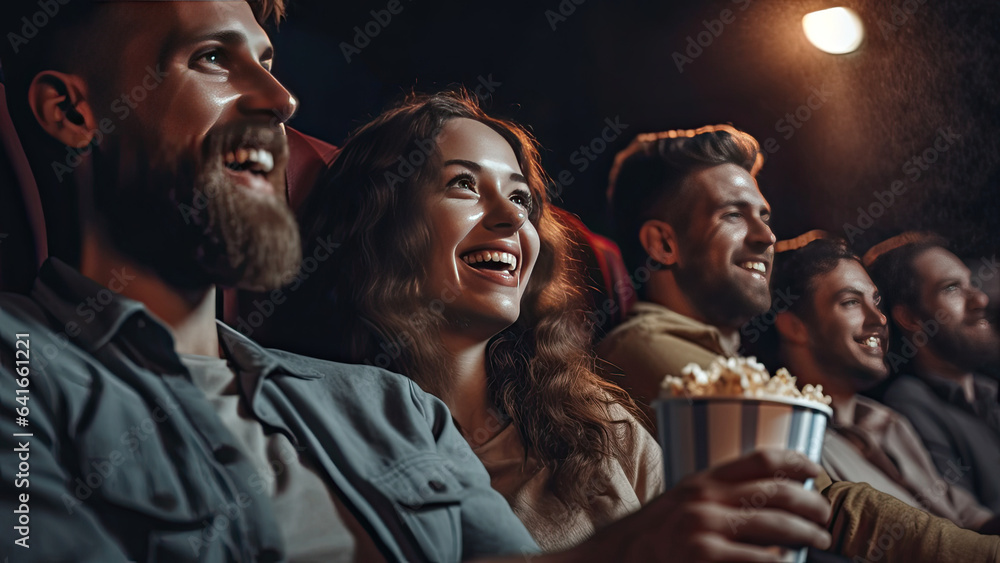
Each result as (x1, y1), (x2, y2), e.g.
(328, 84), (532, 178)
(597, 302), (741, 428)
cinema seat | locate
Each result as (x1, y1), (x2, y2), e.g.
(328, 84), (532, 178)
(551, 207), (636, 342)
(0, 81), (47, 293)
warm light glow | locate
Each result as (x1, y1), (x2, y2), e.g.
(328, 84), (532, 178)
(802, 7), (864, 54)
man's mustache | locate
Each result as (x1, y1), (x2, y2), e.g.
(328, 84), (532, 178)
(201, 123), (289, 174)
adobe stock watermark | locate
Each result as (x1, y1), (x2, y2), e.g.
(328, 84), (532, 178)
(840, 455), (970, 562)
(842, 127), (960, 243)
(339, 0), (414, 63)
(549, 116), (629, 197)
(544, 0), (587, 31)
(725, 465), (790, 534)
(850, 522), (905, 563)
(30, 267), (137, 372)
(758, 83), (833, 156)
(6, 0), (72, 54)
(878, 252), (997, 373)
(672, 0), (754, 73)
(364, 280), (464, 370)
(60, 395), (183, 515)
(469, 73), (502, 102)
(188, 439), (310, 556)
(739, 286), (800, 346)
(969, 255), (1000, 293)
(876, 0), (927, 39)
(51, 64), (168, 183)
(910, 457), (973, 515)
(585, 253), (671, 337)
(381, 76), (502, 188)
(232, 235), (341, 338)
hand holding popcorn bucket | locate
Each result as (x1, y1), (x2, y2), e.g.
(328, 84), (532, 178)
(656, 357), (833, 563)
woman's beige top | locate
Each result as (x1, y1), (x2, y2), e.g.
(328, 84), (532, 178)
(473, 404), (664, 551)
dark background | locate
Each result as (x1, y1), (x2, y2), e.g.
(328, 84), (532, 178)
(269, 0), (999, 261)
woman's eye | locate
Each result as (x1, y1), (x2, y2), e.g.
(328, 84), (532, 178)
(842, 299), (860, 307)
(193, 50), (224, 68)
(447, 173), (477, 193)
(511, 191), (533, 209)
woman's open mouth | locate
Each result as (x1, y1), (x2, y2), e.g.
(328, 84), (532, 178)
(460, 249), (519, 286)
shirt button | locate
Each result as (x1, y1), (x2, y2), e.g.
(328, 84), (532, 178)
(428, 480), (446, 492)
(213, 445), (240, 464)
(136, 318), (146, 329)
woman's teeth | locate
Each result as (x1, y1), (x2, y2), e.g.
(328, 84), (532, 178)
(224, 148), (275, 173)
(864, 336), (881, 348)
(461, 251), (517, 272)
(741, 261), (766, 273)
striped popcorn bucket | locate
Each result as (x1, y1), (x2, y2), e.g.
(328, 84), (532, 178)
(656, 396), (832, 563)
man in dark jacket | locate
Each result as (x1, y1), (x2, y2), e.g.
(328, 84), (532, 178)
(868, 232), (1000, 512)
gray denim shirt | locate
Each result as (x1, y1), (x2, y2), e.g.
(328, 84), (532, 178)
(0, 259), (539, 562)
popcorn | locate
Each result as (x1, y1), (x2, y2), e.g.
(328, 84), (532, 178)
(661, 357), (832, 406)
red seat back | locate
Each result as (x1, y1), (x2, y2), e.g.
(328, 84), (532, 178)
(551, 207), (636, 341)
(0, 81), (47, 293)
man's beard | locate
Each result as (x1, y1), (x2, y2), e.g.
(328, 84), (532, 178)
(91, 125), (301, 292)
(674, 254), (771, 328)
(926, 312), (1000, 373)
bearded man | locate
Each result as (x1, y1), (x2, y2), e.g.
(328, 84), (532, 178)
(868, 233), (1000, 513)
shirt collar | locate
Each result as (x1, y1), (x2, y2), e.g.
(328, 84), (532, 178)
(32, 258), (152, 352)
(973, 376), (999, 404)
(629, 301), (741, 358)
(916, 369), (998, 407)
(32, 258), (327, 384)
(848, 395), (896, 434)
(218, 321), (326, 384)
(919, 370), (975, 405)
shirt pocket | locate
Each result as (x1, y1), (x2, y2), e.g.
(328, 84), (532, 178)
(372, 452), (465, 563)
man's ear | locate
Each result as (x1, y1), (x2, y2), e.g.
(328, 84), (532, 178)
(27, 71), (96, 148)
(892, 303), (922, 334)
(775, 311), (809, 345)
(639, 219), (680, 266)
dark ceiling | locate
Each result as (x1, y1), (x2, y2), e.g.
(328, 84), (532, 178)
(270, 0), (1000, 258)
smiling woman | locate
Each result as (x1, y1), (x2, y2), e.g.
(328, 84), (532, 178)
(261, 90), (663, 550)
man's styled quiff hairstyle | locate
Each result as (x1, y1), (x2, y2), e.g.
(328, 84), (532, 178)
(607, 125), (763, 278)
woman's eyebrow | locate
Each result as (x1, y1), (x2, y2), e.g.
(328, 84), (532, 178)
(443, 159), (480, 171)
(444, 160), (528, 185)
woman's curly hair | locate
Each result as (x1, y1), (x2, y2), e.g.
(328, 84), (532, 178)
(279, 89), (640, 508)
